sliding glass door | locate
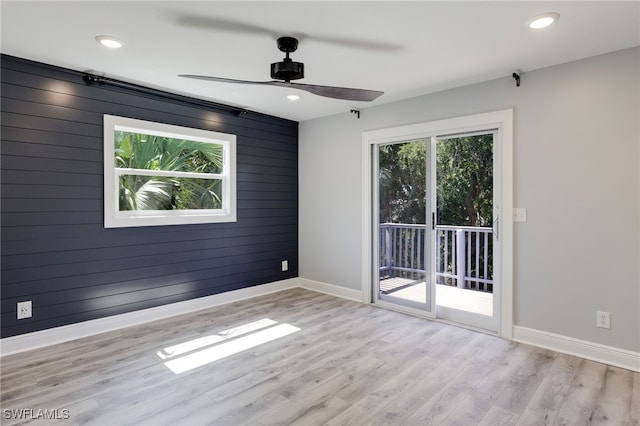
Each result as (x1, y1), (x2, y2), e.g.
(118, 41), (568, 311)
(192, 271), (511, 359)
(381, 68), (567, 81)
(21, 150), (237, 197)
(372, 131), (499, 332)
(365, 110), (512, 336)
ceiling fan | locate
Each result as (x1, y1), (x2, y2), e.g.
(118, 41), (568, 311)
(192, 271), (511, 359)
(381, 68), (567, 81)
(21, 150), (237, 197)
(179, 36), (384, 102)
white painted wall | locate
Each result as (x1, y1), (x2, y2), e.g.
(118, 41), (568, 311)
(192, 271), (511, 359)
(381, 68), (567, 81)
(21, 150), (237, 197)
(299, 47), (639, 352)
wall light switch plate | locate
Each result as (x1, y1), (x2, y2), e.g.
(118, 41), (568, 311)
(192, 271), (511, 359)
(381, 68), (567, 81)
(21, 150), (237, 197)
(513, 208), (527, 223)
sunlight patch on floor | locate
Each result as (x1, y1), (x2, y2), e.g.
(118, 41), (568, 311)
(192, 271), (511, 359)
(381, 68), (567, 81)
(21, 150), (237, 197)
(157, 319), (300, 374)
(157, 318), (277, 360)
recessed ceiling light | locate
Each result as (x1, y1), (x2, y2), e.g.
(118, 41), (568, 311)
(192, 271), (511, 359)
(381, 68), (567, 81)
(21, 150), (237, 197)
(529, 13), (560, 29)
(95, 35), (124, 49)
(287, 94), (300, 101)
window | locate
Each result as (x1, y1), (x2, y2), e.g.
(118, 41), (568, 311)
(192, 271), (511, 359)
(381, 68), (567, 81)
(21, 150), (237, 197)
(104, 115), (236, 228)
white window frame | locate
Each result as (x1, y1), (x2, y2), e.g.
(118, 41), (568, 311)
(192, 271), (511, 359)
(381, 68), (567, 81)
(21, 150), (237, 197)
(104, 114), (237, 228)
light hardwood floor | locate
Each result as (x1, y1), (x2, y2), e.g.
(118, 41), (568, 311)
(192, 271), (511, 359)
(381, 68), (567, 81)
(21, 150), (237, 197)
(1, 288), (638, 425)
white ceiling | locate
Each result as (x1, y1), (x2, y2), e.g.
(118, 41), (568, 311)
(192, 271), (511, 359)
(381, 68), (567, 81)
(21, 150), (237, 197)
(1, 1), (638, 122)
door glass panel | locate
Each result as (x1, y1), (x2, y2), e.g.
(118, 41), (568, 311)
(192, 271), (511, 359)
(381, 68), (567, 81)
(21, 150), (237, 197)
(435, 133), (494, 318)
(376, 140), (431, 311)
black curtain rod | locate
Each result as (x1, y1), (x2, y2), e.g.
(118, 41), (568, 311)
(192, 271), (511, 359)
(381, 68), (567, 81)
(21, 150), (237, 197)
(83, 73), (247, 116)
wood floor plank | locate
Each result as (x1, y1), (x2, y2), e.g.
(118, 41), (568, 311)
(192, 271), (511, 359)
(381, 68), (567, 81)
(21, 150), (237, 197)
(471, 341), (544, 408)
(479, 404), (523, 426)
(320, 355), (437, 426)
(591, 365), (635, 425)
(246, 354), (384, 425)
(365, 377), (445, 425)
(208, 350), (383, 424)
(439, 393), (493, 426)
(491, 348), (556, 414)
(554, 359), (609, 425)
(403, 351), (499, 425)
(1, 288), (637, 426)
(516, 354), (583, 426)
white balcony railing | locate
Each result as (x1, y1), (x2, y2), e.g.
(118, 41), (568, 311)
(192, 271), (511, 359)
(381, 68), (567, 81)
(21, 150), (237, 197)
(379, 223), (493, 293)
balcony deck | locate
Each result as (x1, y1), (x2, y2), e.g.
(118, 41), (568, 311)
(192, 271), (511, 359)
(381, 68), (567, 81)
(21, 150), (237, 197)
(380, 277), (493, 316)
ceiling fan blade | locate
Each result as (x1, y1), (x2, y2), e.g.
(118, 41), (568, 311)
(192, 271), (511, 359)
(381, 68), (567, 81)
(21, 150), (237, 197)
(175, 16), (278, 38)
(175, 15), (400, 52)
(179, 75), (384, 102)
(269, 81), (384, 102)
(294, 33), (402, 52)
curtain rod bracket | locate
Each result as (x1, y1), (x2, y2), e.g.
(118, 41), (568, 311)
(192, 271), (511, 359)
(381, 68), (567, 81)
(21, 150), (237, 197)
(83, 73), (105, 85)
(512, 72), (521, 87)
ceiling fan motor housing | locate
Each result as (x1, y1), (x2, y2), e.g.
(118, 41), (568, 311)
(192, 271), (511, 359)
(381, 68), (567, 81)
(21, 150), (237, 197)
(271, 59), (304, 82)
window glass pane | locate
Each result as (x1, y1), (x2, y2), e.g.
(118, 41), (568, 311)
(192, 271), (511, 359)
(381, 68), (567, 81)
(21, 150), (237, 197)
(378, 140), (427, 224)
(436, 134), (493, 227)
(119, 175), (222, 211)
(114, 131), (224, 174)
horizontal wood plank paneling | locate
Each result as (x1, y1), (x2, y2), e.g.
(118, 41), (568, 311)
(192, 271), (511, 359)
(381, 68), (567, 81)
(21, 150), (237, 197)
(2, 240), (297, 286)
(0, 256), (290, 312)
(2, 226), (298, 256)
(1, 170), (104, 186)
(0, 54), (298, 338)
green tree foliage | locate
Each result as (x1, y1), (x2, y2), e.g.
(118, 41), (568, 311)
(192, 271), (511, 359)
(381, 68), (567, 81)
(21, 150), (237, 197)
(379, 141), (427, 224)
(115, 131), (224, 211)
(378, 135), (493, 226)
(437, 135), (493, 227)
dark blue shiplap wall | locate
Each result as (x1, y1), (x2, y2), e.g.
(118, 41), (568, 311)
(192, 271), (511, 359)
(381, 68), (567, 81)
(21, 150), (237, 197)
(1, 55), (298, 338)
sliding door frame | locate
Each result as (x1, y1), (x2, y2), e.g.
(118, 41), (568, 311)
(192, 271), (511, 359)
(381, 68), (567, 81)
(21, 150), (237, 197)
(362, 109), (514, 339)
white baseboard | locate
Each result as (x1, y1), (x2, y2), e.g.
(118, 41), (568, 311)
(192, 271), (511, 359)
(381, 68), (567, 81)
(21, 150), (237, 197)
(0, 278), (299, 357)
(297, 278), (363, 302)
(513, 326), (640, 372)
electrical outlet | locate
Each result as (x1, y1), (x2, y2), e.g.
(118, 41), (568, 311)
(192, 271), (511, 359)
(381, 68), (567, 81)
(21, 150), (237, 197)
(281, 260), (288, 272)
(17, 301), (32, 320)
(596, 311), (610, 329)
